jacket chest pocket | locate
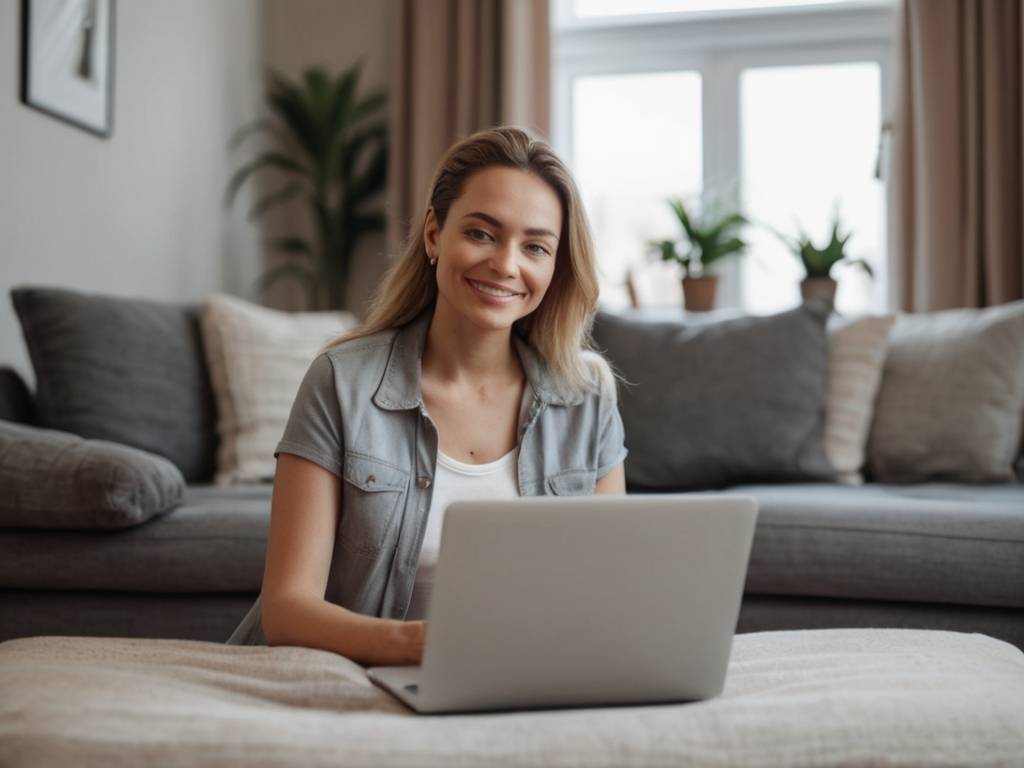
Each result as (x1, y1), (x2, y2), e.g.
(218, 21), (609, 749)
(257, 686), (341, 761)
(340, 452), (409, 558)
(545, 468), (597, 496)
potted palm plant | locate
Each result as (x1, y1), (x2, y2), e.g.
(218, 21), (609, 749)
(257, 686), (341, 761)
(773, 210), (873, 306)
(225, 62), (387, 311)
(650, 197), (748, 311)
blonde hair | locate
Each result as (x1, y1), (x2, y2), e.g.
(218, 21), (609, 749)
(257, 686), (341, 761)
(321, 126), (606, 396)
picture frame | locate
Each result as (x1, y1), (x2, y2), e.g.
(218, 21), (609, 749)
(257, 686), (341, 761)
(20, 0), (116, 138)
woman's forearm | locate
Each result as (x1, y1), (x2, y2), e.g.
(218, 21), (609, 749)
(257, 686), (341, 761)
(261, 594), (424, 666)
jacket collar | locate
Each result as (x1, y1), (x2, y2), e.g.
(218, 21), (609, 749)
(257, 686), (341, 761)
(372, 308), (583, 410)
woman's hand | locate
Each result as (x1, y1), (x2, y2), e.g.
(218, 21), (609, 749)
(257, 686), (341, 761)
(375, 619), (428, 666)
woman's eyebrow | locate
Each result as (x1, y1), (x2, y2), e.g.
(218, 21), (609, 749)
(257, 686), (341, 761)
(461, 211), (558, 240)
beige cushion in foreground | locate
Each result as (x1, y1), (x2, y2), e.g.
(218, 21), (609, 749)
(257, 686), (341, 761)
(824, 314), (896, 484)
(1, 629), (1021, 766)
(200, 293), (357, 484)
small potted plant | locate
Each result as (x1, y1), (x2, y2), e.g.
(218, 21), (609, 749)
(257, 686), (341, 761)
(773, 210), (874, 306)
(650, 197), (748, 312)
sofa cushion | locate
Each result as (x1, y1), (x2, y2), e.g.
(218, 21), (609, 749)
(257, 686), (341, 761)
(199, 292), (356, 485)
(593, 302), (835, 489)
(735, 483), (1024, 609)
(0, 421), (184, 529)
(11, 286), (218, 482)
(0, 590), (256, 643)
(866, 300), (1024, 483)
(0, 484), (270, 592)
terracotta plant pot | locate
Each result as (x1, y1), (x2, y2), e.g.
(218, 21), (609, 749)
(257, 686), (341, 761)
(682, 276), (718, 312)
(800, 277), (837, 306)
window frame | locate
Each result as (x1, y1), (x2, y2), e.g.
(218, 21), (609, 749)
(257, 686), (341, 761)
(551, 0), (897, 310)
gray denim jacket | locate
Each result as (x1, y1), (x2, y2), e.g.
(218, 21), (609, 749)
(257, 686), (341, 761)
(227, 309), (628, 645)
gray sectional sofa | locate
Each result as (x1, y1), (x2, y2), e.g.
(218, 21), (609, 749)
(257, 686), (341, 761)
(1, 287), (1022, 649)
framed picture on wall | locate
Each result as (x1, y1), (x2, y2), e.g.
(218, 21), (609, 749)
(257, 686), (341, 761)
(20, 0), (115, 138)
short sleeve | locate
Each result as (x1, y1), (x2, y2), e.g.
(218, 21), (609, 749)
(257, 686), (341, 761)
(596, 397), (628, 479)
(587, 353), (628, 479)
(274, 353), (344, 478)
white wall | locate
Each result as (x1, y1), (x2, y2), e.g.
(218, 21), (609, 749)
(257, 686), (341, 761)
(0, 0), (264, 386)
(0, 0), (393, 388)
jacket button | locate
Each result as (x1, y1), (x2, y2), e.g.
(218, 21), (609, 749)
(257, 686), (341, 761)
(366, 474), (376, 485)
(417, 476), (431, 489)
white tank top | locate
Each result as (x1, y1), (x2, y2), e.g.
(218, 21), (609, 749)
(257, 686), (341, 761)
(404, 385), (531, 620)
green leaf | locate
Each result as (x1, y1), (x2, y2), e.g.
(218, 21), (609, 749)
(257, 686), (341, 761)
(266, 70), (321, 161)
(348, 211), (386, 239)
(223, 152), (311, 209)
(336, 122), (386, 185)
(669, 199), (696, 241)
(266, 236), (315, 258)
(704, 236), (747, 264)
(347, 143), (387, 205)
(844, 257), (875, 279)
(706, 212), (747, 243)
(349, 89), (387, 124)
(228, 119), (284, 151)
(247, 181), (305, 220)
(326, 65), (359, 135)
(648, 239), (678, 263)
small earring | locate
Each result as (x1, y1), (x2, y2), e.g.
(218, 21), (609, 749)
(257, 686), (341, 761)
(428, 254), (438, 266)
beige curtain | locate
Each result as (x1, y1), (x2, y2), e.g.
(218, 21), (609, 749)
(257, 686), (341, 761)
(887, 0), (1024, 310)
(386, 0), (550, 258)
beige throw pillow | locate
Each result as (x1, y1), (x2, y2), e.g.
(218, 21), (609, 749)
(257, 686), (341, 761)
(824, 314), (896, 484)
(866, 300), (1024, 483)
(200, 293), (357, 484)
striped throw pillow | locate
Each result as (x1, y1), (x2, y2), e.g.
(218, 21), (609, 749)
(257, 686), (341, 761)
(199, 293), (357, 484)
(824, 314), (896, 484)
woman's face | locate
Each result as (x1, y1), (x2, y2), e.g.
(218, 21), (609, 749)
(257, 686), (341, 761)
(424, 166), (562, 332)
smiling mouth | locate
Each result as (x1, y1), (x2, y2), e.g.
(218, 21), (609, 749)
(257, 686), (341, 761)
(466, 279), (523, 299)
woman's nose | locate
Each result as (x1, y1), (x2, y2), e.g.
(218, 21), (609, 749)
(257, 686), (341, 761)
(489, 240), (518, 278)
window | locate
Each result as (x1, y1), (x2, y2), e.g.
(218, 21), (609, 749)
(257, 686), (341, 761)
(573, 71), (702, 307)
(552, 0), (895, 314)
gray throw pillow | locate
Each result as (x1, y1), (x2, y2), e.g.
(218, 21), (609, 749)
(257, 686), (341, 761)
(11, 286), (218, 482)
(592, 301), (835, 490)
(0, 420), (185, 529)
(866, 300), (1024, 484)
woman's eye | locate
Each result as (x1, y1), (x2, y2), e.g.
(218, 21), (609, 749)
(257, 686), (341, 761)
(526, 243), (550, 256)
(467, 228), (492, 242)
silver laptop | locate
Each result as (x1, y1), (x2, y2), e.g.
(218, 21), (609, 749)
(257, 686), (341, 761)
(367, 494), (758, 714)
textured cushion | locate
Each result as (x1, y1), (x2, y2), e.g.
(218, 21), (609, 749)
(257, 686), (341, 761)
(0, 367), (35, 425)
(824, 314), (896, 484)
(593, 302), (835, 489)
(0, 421), (185, 530)
(734, 482), (1024, 608)
(199, 293), (357, 484)
(11, 286), (218, 482)
(0, 484), (270, 591)
(2, 630), (1023, 766)
(866, 300), (1024, 483)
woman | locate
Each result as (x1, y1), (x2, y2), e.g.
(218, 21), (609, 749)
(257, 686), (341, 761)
(226, 126), (628, 665)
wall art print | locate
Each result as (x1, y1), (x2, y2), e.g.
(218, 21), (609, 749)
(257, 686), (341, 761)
(20, 0), (115, 138)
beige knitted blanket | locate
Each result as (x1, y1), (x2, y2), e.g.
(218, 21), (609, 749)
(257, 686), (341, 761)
(1, 628), (1022, 767)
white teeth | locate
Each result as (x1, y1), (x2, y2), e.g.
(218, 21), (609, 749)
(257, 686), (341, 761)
(470, 280), (519, 298)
